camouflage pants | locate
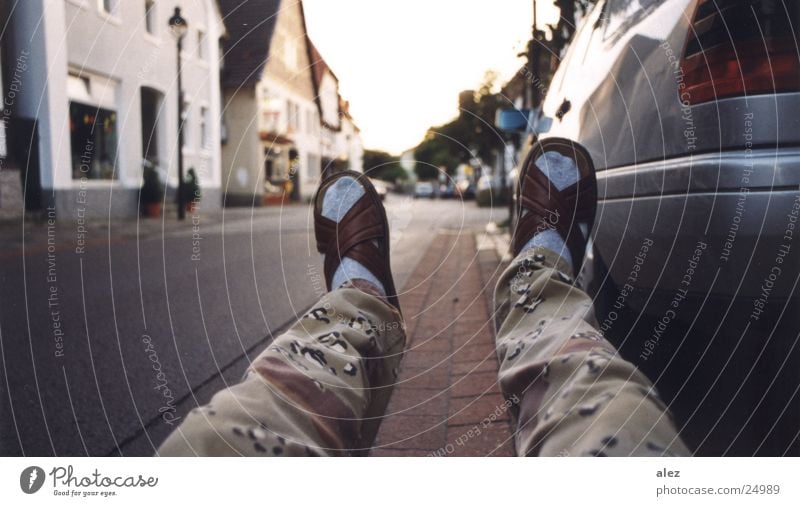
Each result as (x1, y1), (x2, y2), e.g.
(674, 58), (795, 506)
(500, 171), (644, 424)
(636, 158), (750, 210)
(493, 247), (688, 456)
(158, 247), (688, 456)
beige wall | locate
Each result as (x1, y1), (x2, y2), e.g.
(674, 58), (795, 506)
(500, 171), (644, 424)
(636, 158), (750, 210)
(262, 2), (315, 101)
(221, 89), (263, 203)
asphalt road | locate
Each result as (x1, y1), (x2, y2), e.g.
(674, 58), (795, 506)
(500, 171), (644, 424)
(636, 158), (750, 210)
(0, 195), (501, 456)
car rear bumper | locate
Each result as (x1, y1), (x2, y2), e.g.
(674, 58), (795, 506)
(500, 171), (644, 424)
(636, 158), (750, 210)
(592, 148), (800, 307)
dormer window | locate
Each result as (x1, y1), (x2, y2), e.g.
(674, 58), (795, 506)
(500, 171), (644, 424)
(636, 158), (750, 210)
(145, 0), (156, 35)
(100, 0), (118, 16)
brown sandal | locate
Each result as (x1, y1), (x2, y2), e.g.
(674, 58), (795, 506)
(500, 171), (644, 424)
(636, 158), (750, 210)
(313, 170), (401, 312)
(512, 138), (597, 272)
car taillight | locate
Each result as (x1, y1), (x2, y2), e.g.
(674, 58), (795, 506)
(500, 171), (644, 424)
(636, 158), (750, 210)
(681, 0), (800, 105)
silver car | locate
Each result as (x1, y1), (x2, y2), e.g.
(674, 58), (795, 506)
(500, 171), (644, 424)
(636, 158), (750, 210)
(515, 0), (799, 455)
(413, 181), (436, 199)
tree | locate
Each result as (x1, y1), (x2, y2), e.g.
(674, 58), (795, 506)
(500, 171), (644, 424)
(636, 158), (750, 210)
(413, 71), (508, 180)
(468, 71), (507, 164)
(362, 149), (408, 182)
(412, 130), (451, 180)
(549, 0), (598, 57)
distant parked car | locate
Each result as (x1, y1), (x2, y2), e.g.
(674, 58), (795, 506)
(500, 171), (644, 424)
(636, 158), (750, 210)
(414, 181), (435, 199)
(476, 175), (496, 193)
(456, 179), (475, 200)
(475, 175), (506, 207)
(369, 178), (389, 201)
(438, 182), (456, 199)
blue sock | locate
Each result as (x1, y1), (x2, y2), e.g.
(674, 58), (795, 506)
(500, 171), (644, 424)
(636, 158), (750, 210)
(322, 177), (386, 295)
(519, 151), (588, 268)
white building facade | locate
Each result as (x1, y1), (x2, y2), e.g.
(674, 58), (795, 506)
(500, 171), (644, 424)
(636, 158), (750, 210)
(0, 36), (5, 160)
(220, 0), (322, 204)
(308, 43), (363, 177)
(338, 104), (363, 174)
(316, 68), (340, 174)
(7, 0), (225, 217)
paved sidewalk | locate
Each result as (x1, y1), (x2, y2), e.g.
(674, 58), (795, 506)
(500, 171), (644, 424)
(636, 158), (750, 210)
(372, 229), (515, 456)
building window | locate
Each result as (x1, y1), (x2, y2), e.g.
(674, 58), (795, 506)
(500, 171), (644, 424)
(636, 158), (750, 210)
(287, 100), (299, 132)
(265, 147), (288, 182)
(100, 0), (118, 16)
(145, 0), (156, 35)
(68, 71), (119, 180)
(602, 0), (661, 39)
(140, 87), (163, 165)
(259, 86), (282, 133)
(199, 106), (209, 149)
(70, 103), (118, 180)
(197, 29), (206, 59)
(297, 105), (304, 133)
(181, 99), (191, 149)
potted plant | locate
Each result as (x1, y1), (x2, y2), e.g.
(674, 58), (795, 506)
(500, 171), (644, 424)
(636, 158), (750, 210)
(183, 167), (201, 213)
(140, 161), (165, 217)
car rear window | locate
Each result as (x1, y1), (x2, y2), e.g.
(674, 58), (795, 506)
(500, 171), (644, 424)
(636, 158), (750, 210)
(602, 0), (665, 39)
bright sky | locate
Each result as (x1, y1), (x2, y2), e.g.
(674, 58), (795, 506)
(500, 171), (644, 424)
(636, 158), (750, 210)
(303, 0), (559, 155)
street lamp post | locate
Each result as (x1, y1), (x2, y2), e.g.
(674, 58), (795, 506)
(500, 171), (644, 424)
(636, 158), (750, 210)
(169, 7), (188, 220)
(529, 0), (540, 109)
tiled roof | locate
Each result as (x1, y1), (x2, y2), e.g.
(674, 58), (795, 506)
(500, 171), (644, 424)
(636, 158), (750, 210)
(219, 0), (282, 88)
(306, 37), (342, 131)
(307, 39), (337, 89)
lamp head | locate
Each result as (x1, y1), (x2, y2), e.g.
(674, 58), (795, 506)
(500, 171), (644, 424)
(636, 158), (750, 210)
(168, 7), (188, 41)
